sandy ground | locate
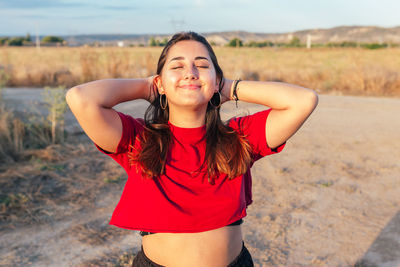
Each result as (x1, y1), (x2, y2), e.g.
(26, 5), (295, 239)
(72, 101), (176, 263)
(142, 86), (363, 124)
(0, 88), (399, 267)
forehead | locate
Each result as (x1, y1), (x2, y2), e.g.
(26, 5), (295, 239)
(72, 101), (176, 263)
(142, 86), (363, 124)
(165, 40), (211, 62)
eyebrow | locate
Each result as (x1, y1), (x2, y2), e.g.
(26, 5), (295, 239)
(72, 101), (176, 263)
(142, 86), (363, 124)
(169, 56), (209, 63)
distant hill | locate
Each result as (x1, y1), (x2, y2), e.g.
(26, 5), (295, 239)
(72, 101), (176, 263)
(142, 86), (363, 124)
(205, 26), (400, 45)
(57, 25), (400, 46)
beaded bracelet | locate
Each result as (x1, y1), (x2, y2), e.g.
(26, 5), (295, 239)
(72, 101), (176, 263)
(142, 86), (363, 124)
(232, 79), (241, 108)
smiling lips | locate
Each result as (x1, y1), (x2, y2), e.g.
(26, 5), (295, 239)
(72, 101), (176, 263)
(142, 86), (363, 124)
(180, 84), (201, 90)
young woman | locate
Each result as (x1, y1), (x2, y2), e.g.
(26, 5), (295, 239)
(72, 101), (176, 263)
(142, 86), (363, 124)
(66, 32), (318, 267)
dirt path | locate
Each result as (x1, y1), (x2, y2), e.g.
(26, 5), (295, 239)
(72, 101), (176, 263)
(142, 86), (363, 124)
(1, 199), (140, 266)
(1, 89), (399, 266)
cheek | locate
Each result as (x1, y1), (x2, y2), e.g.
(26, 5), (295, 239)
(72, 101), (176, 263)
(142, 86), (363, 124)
(161, 72), (180, 88)
(206, 68), (218, 85)
(209, 73), (218, 88)
(200, 69), (216, 83)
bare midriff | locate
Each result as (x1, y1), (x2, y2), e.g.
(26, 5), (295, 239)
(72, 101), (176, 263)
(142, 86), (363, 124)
(141, 225), (243, 267)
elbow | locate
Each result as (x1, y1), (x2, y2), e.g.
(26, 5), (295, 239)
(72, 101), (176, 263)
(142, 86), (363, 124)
(65, 87), (74, 108)
(65, 86), (76, 104)
(293, 88), (318, 114)
(65, 86), (77, 107)
(308, 89), (319, 109)
(303, 89), (319, 113)
(66, 86), (87, 111)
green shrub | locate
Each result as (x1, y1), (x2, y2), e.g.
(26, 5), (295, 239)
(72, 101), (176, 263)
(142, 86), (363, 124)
(41, 35), (64, 43)
(25, 33), (31, 42)
(0, 37), (9, 45)
(227, 38), (243, 47)
(361, 43), (388, 49)
(148, 37), (168, 47)
(286, 36), (301, 47)
(8, 37), (25, 46)
(246, 40), (274, 47)
(43, 86), (68, 144)
(326, 41), (358, 48)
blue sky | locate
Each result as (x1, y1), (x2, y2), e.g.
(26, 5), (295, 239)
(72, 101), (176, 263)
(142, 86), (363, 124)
(0, 0), (399, 36)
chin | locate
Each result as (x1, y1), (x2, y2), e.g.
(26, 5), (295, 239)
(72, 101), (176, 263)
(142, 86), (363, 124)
(176, 101), (208, 109)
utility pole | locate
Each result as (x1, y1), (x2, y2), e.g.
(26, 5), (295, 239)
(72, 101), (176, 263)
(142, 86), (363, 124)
(307, 34), (312, 49)
(35, 25), (41, 51)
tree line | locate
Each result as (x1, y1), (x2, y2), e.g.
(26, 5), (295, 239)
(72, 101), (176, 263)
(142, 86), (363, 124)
(1, 33), (397, 49)
(0, 33), (65, 46)
(224, 36), (398, 49)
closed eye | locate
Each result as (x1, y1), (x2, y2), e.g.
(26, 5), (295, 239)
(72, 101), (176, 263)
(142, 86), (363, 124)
(171, 65), (208, 69)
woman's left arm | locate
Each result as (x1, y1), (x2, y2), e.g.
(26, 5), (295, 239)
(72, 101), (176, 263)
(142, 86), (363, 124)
(221, 79), (318, 149)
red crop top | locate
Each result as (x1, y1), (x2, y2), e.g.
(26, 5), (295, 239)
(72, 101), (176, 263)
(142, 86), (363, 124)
(95, 109), (285, 233)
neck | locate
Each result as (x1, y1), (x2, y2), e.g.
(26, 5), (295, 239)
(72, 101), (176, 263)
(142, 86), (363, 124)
(168, 105), (208, 128)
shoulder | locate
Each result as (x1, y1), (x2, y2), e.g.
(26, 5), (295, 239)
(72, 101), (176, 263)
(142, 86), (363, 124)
(116, 111), (145, 132)
(228, 109), (285, 159)
(96, 112), (145, 155)
(228, 109), (272, 132)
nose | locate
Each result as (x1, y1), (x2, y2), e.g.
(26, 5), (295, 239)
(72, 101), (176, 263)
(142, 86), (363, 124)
(184, 65), (198, 80)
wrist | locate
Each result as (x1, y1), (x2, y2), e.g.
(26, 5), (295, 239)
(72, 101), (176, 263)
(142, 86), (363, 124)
(232, 79), (241, 101)
(145, 76), (156, 102)
(227, 79), (242, 108)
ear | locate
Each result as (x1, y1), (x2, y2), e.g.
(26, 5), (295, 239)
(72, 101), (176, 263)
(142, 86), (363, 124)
(154, 75), (164, 94)
(215, 77), (222, 92)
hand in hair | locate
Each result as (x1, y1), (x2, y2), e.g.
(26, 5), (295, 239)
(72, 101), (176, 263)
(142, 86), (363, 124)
(146, 75), (158, 103)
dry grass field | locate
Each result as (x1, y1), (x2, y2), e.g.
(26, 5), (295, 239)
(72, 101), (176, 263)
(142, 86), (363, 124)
(1, 46), (400, 96)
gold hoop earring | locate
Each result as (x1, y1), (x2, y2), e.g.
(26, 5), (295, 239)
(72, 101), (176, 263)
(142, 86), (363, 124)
(160, 94), (168, 110)
(209, 92), (221, 109)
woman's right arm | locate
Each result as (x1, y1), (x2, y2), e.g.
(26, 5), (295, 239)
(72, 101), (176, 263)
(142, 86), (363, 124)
(66, 78), (153, 153)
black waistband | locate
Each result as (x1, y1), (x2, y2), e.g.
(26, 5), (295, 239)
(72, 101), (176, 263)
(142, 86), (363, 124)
(139, 218), (244, 236)
(227, 218), (243, 226)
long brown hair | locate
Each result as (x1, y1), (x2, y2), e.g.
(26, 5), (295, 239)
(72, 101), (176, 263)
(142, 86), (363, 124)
(133, 32), (252, 184)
